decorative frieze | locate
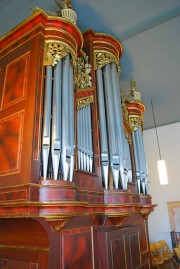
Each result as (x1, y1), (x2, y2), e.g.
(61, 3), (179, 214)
(94, 51), (120, 72)
(76, 95), (94, 110)
(44, 41), (76, 66)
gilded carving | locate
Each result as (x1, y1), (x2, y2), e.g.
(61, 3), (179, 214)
(121, 93), (129, 123)
(77, 95), (94, 110)
(74, 55), (92, 90)
(46, 218), (70, 231)
(129, 116), (143, 132)
(94, 51), (120, 72)
(44, 41), (76, 66)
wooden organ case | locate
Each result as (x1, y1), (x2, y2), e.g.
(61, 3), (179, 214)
(0, 4), (155, 269)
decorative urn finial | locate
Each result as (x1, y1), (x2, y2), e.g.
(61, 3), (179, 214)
(55, 0), (77, 25)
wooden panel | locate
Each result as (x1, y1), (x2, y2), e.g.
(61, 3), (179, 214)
(0, 218), (49, 248)
(0, 33), (44, 186)
(61, 227), (93, 269)
(0, 259), (38, 269)
(97, 226), (142, 269)
(1, 53), (30, 109)
(110, 235), (127, 269)
(129, 232), (141, 269)
(0, 111), (24, 176)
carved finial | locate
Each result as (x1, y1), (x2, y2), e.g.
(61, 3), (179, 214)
(130, 79), (136, 94)
(55, 0), (73, 16)
(55, 0), (77, 25)
(129, 79), (141, 101)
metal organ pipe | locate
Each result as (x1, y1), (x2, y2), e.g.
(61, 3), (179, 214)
(62, 54), (71, 181)
(87, 104), (93, 173)
(110, 63), (127, 189)
(42, 66), (53, 180)
(79, 108), (84, 170)
(77, 104), (94, 173)
(132, 131), (141, 192)
(132, 125), (148, 194)
(51, 60), (62, 180)
(137, 125), (148, 194)
(69, 63), (74, 182)
(41, 54), (75, 181)
(77, 109), (81, 170)
(134, 129), (143, 193)
(85, 105), (90, 172)
(122, 136), (132, 188)
(96, 68), (109, 189)
(103, 64), (120, 189)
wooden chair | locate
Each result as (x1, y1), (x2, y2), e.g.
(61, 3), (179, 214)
(174, 247), (180, 264)
(150, 243), (166, 268)
(159, 240), (178, 267)
(154, 242), (175, 269)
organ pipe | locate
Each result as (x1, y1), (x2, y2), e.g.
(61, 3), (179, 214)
(61, 55), (71, 181)
(69, 62), (74, 182)
(103, 64), (120, 189)
(76, 104), (94, 173)
(96, 68), (109, 189)
(42, 66), (53, 180)
(110, 62), (128, 189)
(51, 60), (62, 180)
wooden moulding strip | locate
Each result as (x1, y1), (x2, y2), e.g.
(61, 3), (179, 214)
(0, 244), (49, 252)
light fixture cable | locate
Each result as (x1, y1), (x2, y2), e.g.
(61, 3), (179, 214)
(151, 100), (168, 185)
(151, 100), (161, 160)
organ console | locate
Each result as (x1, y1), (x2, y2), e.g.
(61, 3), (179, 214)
(0, 1), (155, 268)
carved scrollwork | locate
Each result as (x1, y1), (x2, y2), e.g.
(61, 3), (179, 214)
(74, 55), (92, 90)
(44, 41), (76, 66)
(77, 95), (94, 110)
(94, 51), (120, 72)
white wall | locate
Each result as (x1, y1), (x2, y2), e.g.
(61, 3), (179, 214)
(143, 122), (180, 248)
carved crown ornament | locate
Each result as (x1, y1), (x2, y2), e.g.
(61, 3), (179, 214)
(74, 55), (92, 91)
(44, 41), (76, 67)
(94, 51), (121, 72)
(32, 0), (77, 25)
(121, 79), (145, 132)
(55, 0), (77, 25)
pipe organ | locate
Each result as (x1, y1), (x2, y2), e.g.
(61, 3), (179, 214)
(0, 2), (155, 269)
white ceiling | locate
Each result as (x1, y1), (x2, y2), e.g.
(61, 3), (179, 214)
(0, 0), (180, 129)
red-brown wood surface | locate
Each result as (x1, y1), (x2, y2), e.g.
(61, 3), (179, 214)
(0, 11), (155, 269)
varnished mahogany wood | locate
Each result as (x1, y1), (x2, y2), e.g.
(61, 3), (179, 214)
(0, 11), (155, 269)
